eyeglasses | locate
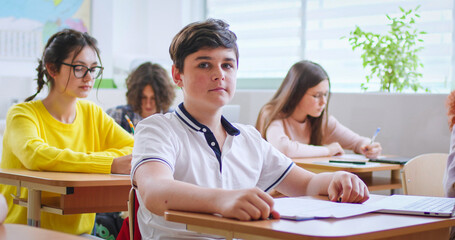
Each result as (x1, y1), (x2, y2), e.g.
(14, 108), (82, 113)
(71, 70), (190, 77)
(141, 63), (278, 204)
(60, 62), (104, 79)
(310, 92), (329, 101)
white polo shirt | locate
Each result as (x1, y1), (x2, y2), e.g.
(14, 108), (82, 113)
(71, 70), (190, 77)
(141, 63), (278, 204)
(131, 103), (294, 240)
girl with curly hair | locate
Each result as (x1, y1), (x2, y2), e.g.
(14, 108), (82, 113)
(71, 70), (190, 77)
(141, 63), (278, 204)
(106, 62), (175, 133)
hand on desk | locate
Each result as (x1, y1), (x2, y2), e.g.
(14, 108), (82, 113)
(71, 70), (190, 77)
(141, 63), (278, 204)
(111, 154), (132, 174)
(328, 171), (369, 203)
(325, 142), (344, 156)
(216, 187), (279, 221)
(360, 142), (382, 159)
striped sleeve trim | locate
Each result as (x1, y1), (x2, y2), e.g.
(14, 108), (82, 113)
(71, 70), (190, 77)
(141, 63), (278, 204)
(130, 157), (174, 188)
(264, 162), (294, 192)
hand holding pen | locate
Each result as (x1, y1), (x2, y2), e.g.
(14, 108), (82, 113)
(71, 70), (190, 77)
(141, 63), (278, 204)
(360, 127), (382, 159)
(327, 171), (369, 203)
(370, 127), (381, 144)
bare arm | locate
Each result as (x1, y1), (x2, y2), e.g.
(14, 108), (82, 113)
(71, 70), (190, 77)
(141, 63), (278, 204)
(266, 120), (335, 158)
(134, 161), (279, 220)
(274, 166), (369, 203)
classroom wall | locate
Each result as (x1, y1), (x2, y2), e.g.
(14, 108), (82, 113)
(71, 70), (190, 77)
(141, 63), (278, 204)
(230, 91), (450, 157)
(87, 89), (450, 158)
(330, 93), (450, 157)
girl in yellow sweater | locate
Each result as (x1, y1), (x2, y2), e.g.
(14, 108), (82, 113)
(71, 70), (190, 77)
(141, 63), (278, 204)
(0, 29), (134, 235)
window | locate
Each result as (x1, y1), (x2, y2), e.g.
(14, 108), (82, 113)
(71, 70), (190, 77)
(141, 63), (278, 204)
(206, 0), (302, 89)
(206, 0), (453, 92)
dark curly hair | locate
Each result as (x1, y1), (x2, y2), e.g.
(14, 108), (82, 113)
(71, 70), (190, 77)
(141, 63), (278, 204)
(126, 62), (175, 114)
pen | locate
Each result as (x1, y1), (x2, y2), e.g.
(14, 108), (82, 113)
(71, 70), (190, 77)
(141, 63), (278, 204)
(124, 114), (135, 134)
(329, 160), (366, 165)
(328, 194), (343, 202)
(337, 195), (343, 202)
(370, 127), (381, 144)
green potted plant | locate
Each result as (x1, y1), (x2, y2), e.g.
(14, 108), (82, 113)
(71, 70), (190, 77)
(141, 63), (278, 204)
(344, 6), (428, 92)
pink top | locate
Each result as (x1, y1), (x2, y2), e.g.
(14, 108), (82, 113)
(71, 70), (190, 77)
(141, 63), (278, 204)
(266, 115), (370, 158)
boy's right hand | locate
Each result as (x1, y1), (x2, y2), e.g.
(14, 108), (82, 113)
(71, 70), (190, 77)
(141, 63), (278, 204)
(325, 142), (344, 156)
(111, 154), (132, 174)
(215, 187), (279, 221)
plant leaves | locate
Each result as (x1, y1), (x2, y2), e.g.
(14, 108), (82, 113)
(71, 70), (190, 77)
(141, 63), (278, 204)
(343, 5), (426, 92)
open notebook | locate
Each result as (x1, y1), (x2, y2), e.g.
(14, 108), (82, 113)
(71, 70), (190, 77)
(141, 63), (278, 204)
(369, 195), (455, 217)
(369, 156), (411, 165)
(273, 197), (380, 220)
(273, 195), (455, 221)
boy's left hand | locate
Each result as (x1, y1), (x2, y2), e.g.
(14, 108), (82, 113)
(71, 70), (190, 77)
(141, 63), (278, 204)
(327, 171), (369, 203)
(360, 142), (382, 159)
(111, 154), (132, 174)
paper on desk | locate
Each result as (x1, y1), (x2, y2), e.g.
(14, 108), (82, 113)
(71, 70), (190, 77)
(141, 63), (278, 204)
(335, 153), (369, 160)
(274, 197), (381, 221)
(312, 161), (381, 168)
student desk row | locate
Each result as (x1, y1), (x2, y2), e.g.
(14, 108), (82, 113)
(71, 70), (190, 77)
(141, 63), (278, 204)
(0, 168), (130, 227)
(165, 195), (455, 240)
(0, 223), (86, 240)
(0, 156), (399, 229)
(292, 156), (403, 192)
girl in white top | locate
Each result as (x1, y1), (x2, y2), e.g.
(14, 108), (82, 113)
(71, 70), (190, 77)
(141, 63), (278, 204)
(256, 60), (382, 158)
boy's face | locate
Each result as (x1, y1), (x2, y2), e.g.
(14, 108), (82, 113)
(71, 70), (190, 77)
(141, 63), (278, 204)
(172, 47), (237, 112)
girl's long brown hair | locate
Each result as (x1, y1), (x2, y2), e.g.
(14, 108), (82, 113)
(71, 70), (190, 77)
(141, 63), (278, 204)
(255, 60), (331, 145)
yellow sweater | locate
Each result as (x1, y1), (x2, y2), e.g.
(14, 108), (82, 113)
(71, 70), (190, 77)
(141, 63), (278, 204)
(0, 100), (134, 234)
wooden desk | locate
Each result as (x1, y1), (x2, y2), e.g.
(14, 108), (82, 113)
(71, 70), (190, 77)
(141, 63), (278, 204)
(292, 156), (403, 192)
(0, 223), (86, 240)
(165, 195), (454, 240)
(0, 168), (130, 227)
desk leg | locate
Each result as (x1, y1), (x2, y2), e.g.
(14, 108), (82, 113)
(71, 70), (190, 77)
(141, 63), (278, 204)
(27, 189), (41, 227)
(391, 169), (401, 195)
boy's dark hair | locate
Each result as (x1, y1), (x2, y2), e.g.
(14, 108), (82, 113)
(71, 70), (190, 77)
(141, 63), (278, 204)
(169, 18), (238, 72)
(126, 62), (175, 114)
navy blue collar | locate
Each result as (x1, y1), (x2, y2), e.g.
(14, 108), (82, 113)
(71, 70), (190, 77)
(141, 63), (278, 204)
(175, 103), (240, 136)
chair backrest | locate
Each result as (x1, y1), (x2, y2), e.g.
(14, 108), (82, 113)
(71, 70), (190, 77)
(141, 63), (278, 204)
(117, 188), (141, 240)
(400, 153), (449, 197)
(128, 188), (135, 240)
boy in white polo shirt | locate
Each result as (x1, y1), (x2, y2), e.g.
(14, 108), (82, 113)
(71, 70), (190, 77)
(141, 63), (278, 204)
(131, 18), (369, 239)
